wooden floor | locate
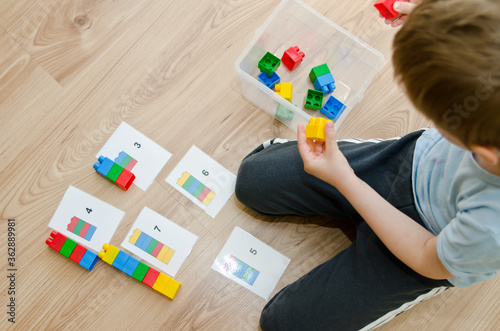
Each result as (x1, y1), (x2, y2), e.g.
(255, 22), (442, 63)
(1, 0), (499, 330)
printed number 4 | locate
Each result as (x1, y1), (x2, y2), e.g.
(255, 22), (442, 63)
(86, 208), (93, 214)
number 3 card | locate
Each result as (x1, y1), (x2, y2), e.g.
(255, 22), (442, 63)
(165, 145), (236, 218)
(96, 122), (172, 191)
(48, 186), (125, 252)
(212, 227), (291, 300)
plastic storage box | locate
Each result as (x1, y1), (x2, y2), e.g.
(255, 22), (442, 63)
(235, 0), (385, 131)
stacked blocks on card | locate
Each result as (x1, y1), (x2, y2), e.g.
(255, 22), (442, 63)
(310, 64), (335, 94)
(321, 95), (346, 121)
(45, 231), (98, 270)
(304, 89), (324, 110)
(258, 71), (280, 89)
(94, 155), (135, 190)
(67, 216), (97, 241)
(258, 52), (281, 77)
(281, 46), (305, 71)
(305, 118), (333, 142)
(374, 0), (398, 19)
(275, 83), (293, 102)
(98, 243), (181, 299)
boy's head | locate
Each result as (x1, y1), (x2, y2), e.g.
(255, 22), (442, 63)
(392, 0), (500, 150)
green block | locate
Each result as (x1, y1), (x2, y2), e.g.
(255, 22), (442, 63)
(275, 104), (294, 121)
(59, 238), (78, 258)
(73, 219), (85, 235)
(131, 262), (150, 282)
(258, 52), (281, 77)
(182, 176), (195, 190)
(146, 239), (159, 254)
(304, 89), (324, 110)
(242, 267), (255, 282)
(106, 163), (123, 182)
(309, 64), (331, 83)
(192, 183), (206, 197)
(120, 155), (133, 168)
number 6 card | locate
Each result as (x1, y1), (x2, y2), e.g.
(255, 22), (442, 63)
(212, 227), (291, 300)
(96, 122), (172, 191)
(165, 145), (236, 218)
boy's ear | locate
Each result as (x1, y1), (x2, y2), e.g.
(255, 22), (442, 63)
(471, 145), (500, 165)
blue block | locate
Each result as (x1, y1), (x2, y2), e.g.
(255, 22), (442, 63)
(112, 250), (130, 271)
(84, 225), (97, 241)
(233, 261), (249, 278)
(187, 179), (200, 194)
(122, 255), (141, 276)
(79, 250), (98, 271)
(258, 71), (280, 89)
(114, 151), (127, 164)
(93, 156), (114, 177)
(321, 95), (346, 120)
(137, 232), (153, 251)
(246, 269), (260, 286)
(313, 73), (336, 94)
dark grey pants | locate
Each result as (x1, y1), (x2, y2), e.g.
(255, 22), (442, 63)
(235, 130), (451, 331)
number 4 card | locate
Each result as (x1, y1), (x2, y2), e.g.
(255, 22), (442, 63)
(48, 186), (125, 252)
(165, 145), (236, 218)
(212, 227), (291, 300)
(96, 121), (172, 191)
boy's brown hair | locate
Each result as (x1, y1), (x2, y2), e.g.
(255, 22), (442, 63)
(392, 0), (500, 149)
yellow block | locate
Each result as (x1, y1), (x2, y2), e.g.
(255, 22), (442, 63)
(97, 243), (120, 265)
(176, 172), (190, 186)
(202, 191), (216, 206)
(152, 272), (170, 292)
(160, 278), (181, 300)
(304, 118), (332, 142)
(157, 245), (170, 261)
(129, 229), (141, 245)
(275, 82), (293, 102)
(162, 248), (175, 264)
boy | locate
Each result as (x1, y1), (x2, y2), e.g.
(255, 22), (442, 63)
(235, 0), (500, 330)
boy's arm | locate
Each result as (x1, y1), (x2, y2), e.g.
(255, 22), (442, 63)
(297, 122), (454, 280)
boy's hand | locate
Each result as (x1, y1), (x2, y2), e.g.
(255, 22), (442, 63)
(382, 0), (422, 27)
(297, 121), (355, 189)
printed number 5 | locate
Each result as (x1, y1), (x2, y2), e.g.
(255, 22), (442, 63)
(250, 248), (257, 255)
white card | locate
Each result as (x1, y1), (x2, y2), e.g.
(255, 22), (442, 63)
(96, 121), (172, 191)
(165, 145), (236, 218)
(212, 227), (290, 300)
(120, 207), (198, 277)
(48, 186), (125, 252)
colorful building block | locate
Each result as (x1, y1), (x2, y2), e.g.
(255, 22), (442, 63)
(275, 82), (293, 102)
(321, 95), (346, 121)
(275, 104), (295, 121)
(98, 243), (181, 299)
(313, 73), (336, 94)
(309, 64), (331, 82)
(258, 52), (281, 77)
(374, 0), (398, 19)
(304, 89), (324, 110)
(281, 46), (305, 71)
(305, 118), (333, 142)
(46, 231), (97, 270)
(94, 155), (135, 190)
(258, 71), (280, 89)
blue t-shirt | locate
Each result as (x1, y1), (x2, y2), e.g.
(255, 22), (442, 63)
(413, 129), (500, 288)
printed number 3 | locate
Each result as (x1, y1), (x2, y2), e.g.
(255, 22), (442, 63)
(134, 142), (141, 148)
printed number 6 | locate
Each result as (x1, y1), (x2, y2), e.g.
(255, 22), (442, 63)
(202, 170), (209, 176)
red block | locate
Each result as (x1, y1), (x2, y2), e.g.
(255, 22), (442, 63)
(151, 242), (164, 258)
(374, 0), (398, 19)
(281, 46), (305, 71)
(142, 268), (160, 288)
(69, 244), (87, 263)
(115, 168), (135, 191)
(45, 231), (67, 252)
(67, 217), (79, 232)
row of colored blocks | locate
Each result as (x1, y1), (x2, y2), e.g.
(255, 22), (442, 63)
(67, 216), (96, 241)
(115, 151), (137, 171)
(94, 155), (135, 190)
(226, 255), (260, 286)
(46, 231), (99, 270)
(129, 229), (175, 265)
(177, 172), (216, 206)
(98, 244), (180, 299)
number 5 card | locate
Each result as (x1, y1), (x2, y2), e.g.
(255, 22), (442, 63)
(96, 122), (172, 191)
(212, 227), (291, 300)
(165, 145), (236, 218)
